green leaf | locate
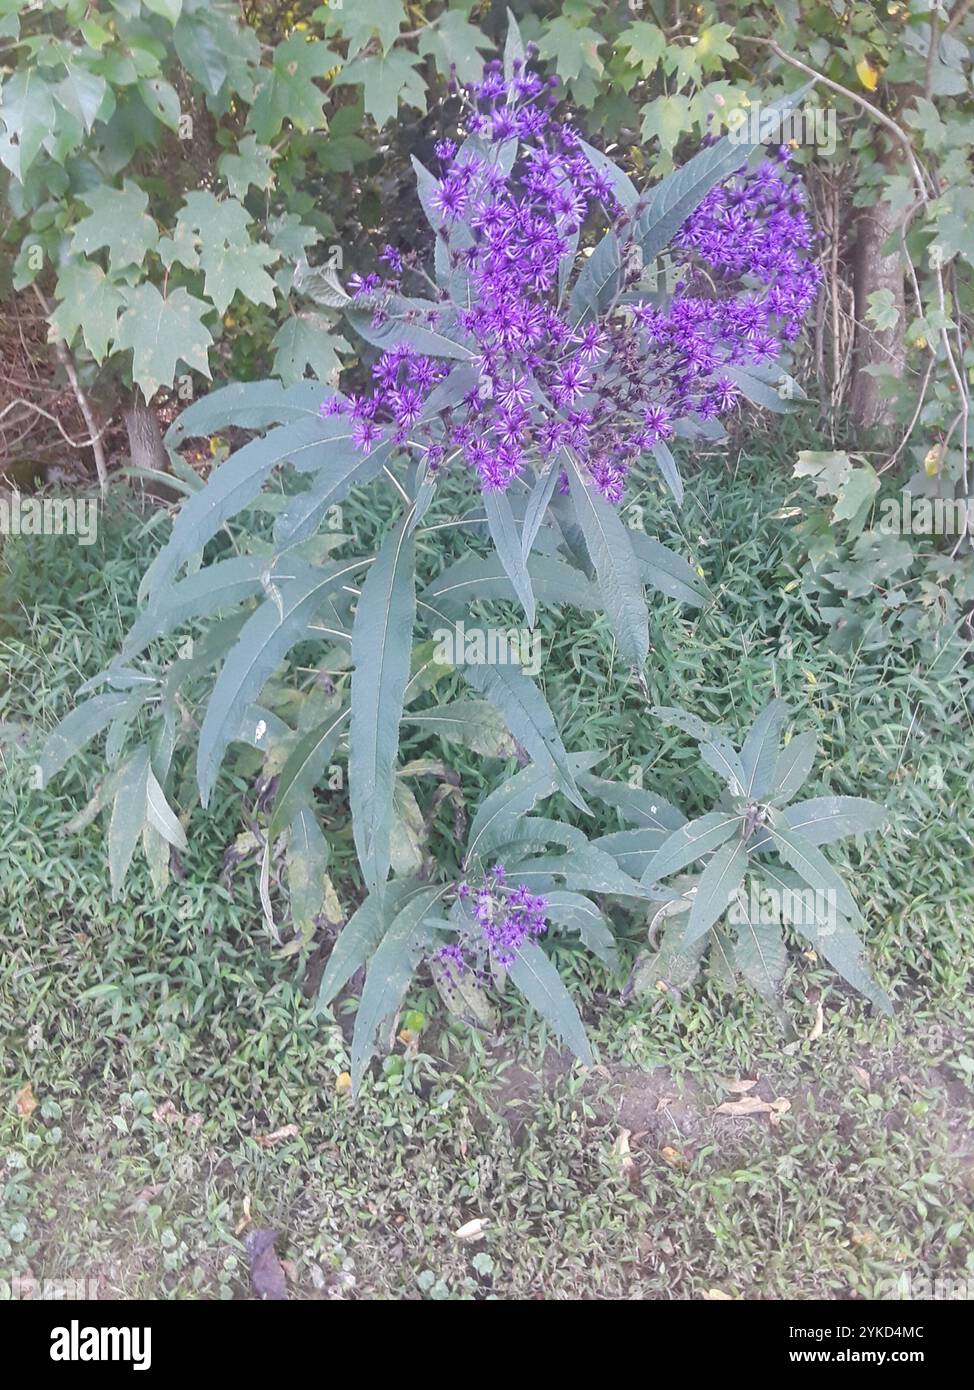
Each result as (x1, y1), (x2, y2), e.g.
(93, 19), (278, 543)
(422, 551), (597, 614)
(567, 456), (649, 669)
(121, 555), (267, 660)
(49, 261), (123, 363)
(349, 516), (417, 891)
(218, 135), (275, 198)
(39, 691), (132, 784)
(544, 891), (617, 968)
(248, 35), (337, 141)
(108, 745), (152, 898)
(286, 807), (331, 935)
(0, 69), (56, 179)
(508, 940), (593, 1065)
(764, 810), (865, 926)
(759, 864), (891, 1014)
(143, 415), (358, 601)
(345, 296), (474, 361)
(730, 887), (787, 1000)
(686, 837), (748, 943)
(418, 10), (490, 84)
(627, 530), (708, 606)
(783, 797), (887, 846)
(503, 8), (525, 84)
(461, 663), (590, 815)
(771, 731), (817, 804)
(176, 191), (279, 316)
(591, 826), (669, 880)
(71, 180), (158, 273)
(145, 764), (187, 850)
(269, 706), (349, 842)
(114, 284), (212, 401)
(315, 878), (419, 1012)
(196, 557), (367, 806)
(138, 76), (181, 131)
(350, 885), (448, 1091)
(521, 457), (562, 561)
(338, 50), (425, 128)
(569, 230), (622, 327)
(271, 314), (347, 386)
(739, 700), (789, 801)
(649, 441), (683, 505)
(577, 773), (686, 832)
(166, 380), (330, 441)
(483, 488), (535, 627)
(403, 699), (517, 760)
(641, 811), (739, 885)
(464, 753), (602, 869)
(654, 705), (747, 796)
(617, 21), (667, 78)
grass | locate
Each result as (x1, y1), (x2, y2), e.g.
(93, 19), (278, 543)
(1, 446), (973, 1300)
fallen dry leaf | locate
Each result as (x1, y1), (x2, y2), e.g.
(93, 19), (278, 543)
(809, 1000), (825, 1042)
(335, 1072), (352, 1094)
(612, 1129), (640, 1186)
(234, 1194), (253, 1236)
(703, 1288), (733, 1301)
(851, 1065), (871, 1087)
(720, 1078), (758, 1095)
(715, 1095), (791, 1120)
(15, 1083), (38, 1118)
(454, 1218), (489, 1242)
(256, 1124), (299, 1148)
(660, 1145), (688, 1169)
(122, 1184), (165, 1215)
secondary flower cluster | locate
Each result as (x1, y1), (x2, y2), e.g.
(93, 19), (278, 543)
(437, 864), (549, 975)
(321, 52), (821, 502)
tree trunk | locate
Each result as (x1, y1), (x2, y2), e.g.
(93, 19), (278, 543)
(123, 393), (169, 475)
(849, 148), (907, 433)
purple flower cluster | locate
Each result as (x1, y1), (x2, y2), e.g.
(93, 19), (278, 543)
(438, 863), (548, 974)
(321, 53), (821, 502)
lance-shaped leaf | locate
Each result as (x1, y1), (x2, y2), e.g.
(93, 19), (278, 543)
(730, 901), (788, 1002)
(461, 663), (589, 814)
(763, 809), (865, 926)
(273, 438), (395, 549)
(760, 863), (891, 1014)
(108, 745), (152, 898)
(38, 691), (133, 785)
(781, 796), (887, 846)
(269, 707), (350, 842)
(483, 487), (535, 626)
(145, 763), (187, 851)
(508, 939), (593, 1065)
(197, 557), (367, 806)
(649, 441), (684, 506)
(771, 731), (818, 804)
(345, 296), (475, 361)
(686, 837), (748, 943)
(351, 884), (449, 1091)
(627, 530), (708, 607)
(141, 416), (358, 602)
(739, 700), (789, 802)
(722, 362), (804, 414)
(568, 229), (622, 328)
(521, 456), (562, 561)
(567, 457), (649, 669)
(422, 551), (597, 614)
(634, 84), (813, 264)
(641, 811), (740, 886)
(592, 826), (670, 880)
(654, 705), (746, 796)
(544, 891), (617, 968)
(578, 773), (686, 832)
(577, 139), (638, 209)
(122, 556), (267, 660)
(464, 752), (602, 868)
(287, 807), (331, 937)
(349, 516), (417, 892)
(505, 844), (650, 899)
(403, 698), (516, 759)
(316, 878), (421, 1013)
(503, 7), (525, 83)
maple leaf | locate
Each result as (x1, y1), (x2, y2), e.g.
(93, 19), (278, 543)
(338, 50), (426, 128)
(271, 314), (348, 386)
(324, 0), (405, 56)
(176, 191), (279, 315)
(0, 69), (57, 180)
(49, 261), (124, 362)
(418, 11), (491, 84)
(71, 181), (159, 273)
(617, 21), (667, 78)
(247, 36), (338, 141)
(538, 18), (605, 84)
(115, 283), (213, 400)
(219, 135), (275, 198)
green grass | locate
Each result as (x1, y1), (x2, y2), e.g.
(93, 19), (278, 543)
(1, 455), (973, 1300)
